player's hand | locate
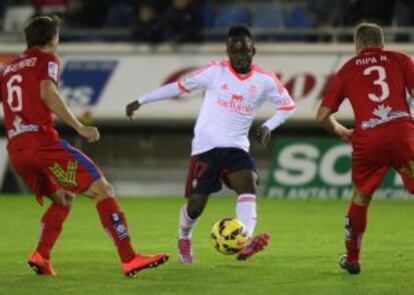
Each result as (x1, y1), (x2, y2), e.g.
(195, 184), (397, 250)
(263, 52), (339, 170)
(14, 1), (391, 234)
(126, 100), (141, 120)
(255, 126), (271, 146)
(77, 125), (100, 143)
(338, 127), (354, 142)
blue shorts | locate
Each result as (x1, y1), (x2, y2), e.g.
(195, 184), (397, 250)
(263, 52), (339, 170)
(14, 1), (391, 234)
(185, 147), (257, 197)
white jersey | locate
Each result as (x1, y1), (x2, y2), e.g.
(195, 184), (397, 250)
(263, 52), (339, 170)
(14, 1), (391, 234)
(139, 60), (295, 155)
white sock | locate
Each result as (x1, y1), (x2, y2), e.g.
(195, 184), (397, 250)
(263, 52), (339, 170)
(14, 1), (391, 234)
(178, 205), (198, 239)
(236, 194), (257, 236)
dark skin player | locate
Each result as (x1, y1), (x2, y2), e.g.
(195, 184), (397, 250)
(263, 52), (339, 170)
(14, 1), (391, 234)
(126, 35), (271, 219)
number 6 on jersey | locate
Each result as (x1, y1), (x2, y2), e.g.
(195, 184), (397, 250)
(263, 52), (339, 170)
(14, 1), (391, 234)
(6, 74), (23, 112)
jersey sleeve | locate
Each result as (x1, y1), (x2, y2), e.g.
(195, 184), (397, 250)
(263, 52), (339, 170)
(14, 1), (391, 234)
(38, 54), (60, 86)
(321, 69), (346, 113)
(178, 61), (217, 93)
(265, 73), (295, 110)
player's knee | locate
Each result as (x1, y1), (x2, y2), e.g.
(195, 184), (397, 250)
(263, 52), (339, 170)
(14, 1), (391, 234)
(229, 171), (258, 195)
(63, 191), (75, 209)
(92, 178), (116, 202)
(353, 189), (371, 205)
(50, 190), (73, 209)
(100, 182), (115, 198)
(234, 180), (257, 195)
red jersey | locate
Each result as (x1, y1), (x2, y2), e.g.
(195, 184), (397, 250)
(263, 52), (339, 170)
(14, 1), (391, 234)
(0, 47), (60, 150)
(322, 48), (414, 134)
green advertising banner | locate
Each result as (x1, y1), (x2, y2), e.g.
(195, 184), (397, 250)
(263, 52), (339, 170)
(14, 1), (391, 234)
(265, 138), (411, 199)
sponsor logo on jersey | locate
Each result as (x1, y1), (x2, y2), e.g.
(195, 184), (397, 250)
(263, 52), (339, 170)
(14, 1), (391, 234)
(48, 61), (59, 82)
(216, 93), (255, 115)
(361, 104), (410, 130)
(49, 160), (78, 186)
(7, 116), (39, 139)
(61, 60), (118, 108)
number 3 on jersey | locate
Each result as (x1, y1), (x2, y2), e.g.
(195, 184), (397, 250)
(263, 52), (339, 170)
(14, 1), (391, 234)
(363, 65), (390, 103)
(6, 74), (23, 112)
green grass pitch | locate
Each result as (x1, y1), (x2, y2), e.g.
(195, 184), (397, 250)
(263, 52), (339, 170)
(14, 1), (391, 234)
(1, 195), (414, 295)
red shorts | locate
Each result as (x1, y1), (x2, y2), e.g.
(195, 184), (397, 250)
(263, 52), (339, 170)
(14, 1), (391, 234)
(9, 139), (103, 205)
(352, 121), (414, 196)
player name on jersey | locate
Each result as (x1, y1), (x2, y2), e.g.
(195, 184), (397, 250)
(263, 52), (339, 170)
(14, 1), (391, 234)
(3, 57), (37, 75)
(355, 55), (387, 66)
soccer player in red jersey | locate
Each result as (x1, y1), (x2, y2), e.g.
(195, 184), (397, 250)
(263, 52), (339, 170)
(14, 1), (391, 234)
(0, 16), (168, 277)
(317, 23), (414, 274)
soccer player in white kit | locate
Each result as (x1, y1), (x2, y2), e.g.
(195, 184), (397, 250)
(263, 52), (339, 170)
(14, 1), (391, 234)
(126, 25), (296, 263)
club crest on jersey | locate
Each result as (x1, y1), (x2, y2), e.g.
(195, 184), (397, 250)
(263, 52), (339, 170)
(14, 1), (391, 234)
(49, 161), (78, 186)
(48, 61), (59, 82)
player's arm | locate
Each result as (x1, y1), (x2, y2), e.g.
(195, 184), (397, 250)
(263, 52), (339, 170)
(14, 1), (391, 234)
(40, 80), (100, 142)
(316, 106), (353, 142)
(256, 77), (296, 145)
(316, 70), (352, 142)
(256, 94), (296, 145)
(125, 82), (183, 119)
(126, 61), (217, 119)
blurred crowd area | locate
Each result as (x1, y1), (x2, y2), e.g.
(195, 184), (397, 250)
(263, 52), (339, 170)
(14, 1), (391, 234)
(1, 0), (414, 43)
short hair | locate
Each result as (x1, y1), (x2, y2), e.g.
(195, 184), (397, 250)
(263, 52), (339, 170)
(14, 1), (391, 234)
(24, 15), (61, 48)
(226, 25), (253, 41)
(354, 22), (384, 48)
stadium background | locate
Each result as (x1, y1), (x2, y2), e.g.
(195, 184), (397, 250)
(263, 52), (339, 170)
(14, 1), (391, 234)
(1, 1), (414, 294)
(2, 0), (414, 198)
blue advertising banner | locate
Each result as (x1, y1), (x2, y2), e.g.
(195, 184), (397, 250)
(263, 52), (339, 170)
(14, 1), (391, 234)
(60, 60), (118, 108)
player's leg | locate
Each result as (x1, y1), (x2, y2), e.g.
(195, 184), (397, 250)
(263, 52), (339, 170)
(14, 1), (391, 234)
(178, 151), (221, 263)
(29, 189), (74, 275)
(178, 193), (209, 263)
(85, 176), (169, 276)
(50, 139), (168, 276)
(340, 144), (388, 274)
(340, 187), (371, 274)
(226, 169), (258, 236)
(8, 148), (76, 275)
(179, 193), (209, 239)
(225, 164), (270, 260)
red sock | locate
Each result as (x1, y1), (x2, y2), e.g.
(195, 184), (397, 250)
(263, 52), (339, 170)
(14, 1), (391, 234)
(345, 201), (368, 263)
(36, 203), (70, 260)
(96, 197), (135, 263)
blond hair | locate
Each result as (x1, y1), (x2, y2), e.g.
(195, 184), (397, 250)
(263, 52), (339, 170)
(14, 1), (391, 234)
(354, 22), (384, 48)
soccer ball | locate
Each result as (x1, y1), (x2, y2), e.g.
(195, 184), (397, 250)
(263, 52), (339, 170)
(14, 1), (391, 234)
(211, 218), (249, 255)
